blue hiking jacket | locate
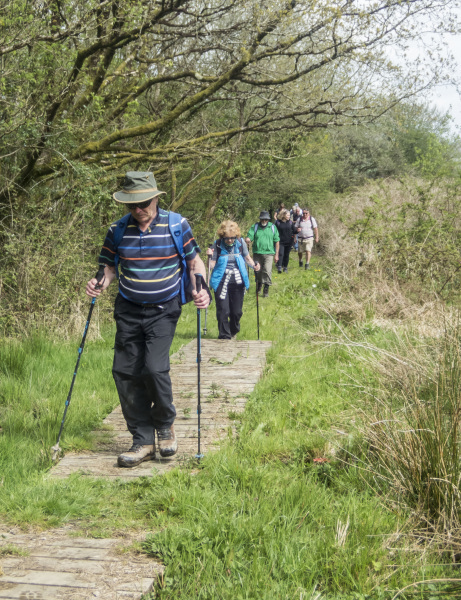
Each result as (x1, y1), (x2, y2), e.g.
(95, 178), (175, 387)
(210, 239), (250, 291)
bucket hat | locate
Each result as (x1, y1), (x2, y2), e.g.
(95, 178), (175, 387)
(259, 210), (270, 220)
(113, 171), (166, 204)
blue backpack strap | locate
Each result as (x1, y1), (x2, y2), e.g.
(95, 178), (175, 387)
(112, 213), (131, 279)
(168, 210), (190, 304)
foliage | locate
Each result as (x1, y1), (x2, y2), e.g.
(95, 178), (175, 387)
(1, 0), (459, 210)
(318, 177), (461, 322)
(353, 180), (461, 300)
(308, 311), (461, 553)
(363, 325), (461, 535)
(330, 104), (459, 193)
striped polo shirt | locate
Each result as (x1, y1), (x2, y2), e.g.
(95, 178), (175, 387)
(99, 209), (200, 304)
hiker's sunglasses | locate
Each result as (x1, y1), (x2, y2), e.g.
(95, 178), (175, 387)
(224, 236), (236, 241)
(128, 198), (153, 210)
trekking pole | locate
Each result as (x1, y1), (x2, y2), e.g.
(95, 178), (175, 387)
(254, 261), (260, 341)
(195, 273), (204, 461)
(51, 265), (106, 461)
(203, 251), (212, 336)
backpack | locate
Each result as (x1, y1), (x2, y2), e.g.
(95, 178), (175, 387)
(295, 216), (314, 229)
(254, 222), (275, 235)
(112, 210), (192, 305)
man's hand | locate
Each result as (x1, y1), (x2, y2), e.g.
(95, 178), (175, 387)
(86, 278), (102, 298)
(85, 266), (115, 297)
(206, 247), (213, 256)
(245, 237), (251, 245)
(254, 263), (260, 272)
(192, 288), (210, 309)
(275, 255), (279, 263)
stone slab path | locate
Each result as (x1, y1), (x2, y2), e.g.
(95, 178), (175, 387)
(0, 338), (271, 599)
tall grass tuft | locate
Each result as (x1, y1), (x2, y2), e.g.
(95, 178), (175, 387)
(316, 311), (461, 550)
(363, 323), (461, 537)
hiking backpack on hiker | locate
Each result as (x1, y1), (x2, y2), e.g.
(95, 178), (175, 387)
(254, 222), (276, 235)
(295, 215), (315, 230)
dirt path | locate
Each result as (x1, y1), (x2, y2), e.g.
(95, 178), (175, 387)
(0, 338), (271, 599)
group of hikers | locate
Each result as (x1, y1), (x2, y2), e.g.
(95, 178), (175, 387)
(86, 172), (319, 468)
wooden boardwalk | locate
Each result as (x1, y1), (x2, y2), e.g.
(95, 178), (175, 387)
(51, 338), (271, 479)
(0, 338), (271, 599)
(0, 531), (161, 599)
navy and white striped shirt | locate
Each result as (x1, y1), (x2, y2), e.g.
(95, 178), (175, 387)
(99, 209), (200, 304)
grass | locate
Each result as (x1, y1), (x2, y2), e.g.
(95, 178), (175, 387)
(0, 254), (459, 598)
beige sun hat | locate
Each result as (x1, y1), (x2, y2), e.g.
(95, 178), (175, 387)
(113, 171), (166, 203)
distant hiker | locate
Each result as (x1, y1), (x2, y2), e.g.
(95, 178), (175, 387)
(245, 211), (280, 298)
(273, 202), (286, 221)
(290, 204), (302, 250)
(290, 203), (302, 222)
(295, 208), (319, 270)
(207, 221), (260, 340)
(86, 171), (210, 468)
(275, 209), (295, 273)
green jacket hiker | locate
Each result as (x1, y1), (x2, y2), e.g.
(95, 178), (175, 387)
(246, 210), (280, 298)
(247, 221), (280, 254)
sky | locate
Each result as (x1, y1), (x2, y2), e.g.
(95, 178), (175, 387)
(429, 32), (461, 134)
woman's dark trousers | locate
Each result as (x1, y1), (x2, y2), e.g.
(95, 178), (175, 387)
(112, 294), (182, 446)
(215, 277), (245, 340)
(278, 243), (292, 269)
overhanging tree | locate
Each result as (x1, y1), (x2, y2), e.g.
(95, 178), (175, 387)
(1, 0), (459, 211)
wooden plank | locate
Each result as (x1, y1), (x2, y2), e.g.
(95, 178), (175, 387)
(23, 547), (115, 560)
(0, 580), (153, 599)
(0, 571), (94, 587)
(1, 556), (107, 574)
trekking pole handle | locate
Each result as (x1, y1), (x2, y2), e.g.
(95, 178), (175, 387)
(195, 273), (203, 293)
(94, 264), (106, 290)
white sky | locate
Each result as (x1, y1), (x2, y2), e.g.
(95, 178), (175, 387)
(429, 32), (461, 134)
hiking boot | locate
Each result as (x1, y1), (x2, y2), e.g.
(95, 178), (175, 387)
(277, 266), (282, 274)
(117, 444), (155, 468)
(305, 263), (310, 270)
(299, 260), (303, 267)
(283, 267), (288, 273)
(157, 425), (178, 457)
(263, 284), (269, 298)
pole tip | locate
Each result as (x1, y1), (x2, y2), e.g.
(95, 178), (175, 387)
(51, 444), (62, 461)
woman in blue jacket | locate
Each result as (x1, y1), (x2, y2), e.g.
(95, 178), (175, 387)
(207, 220), (260, 339)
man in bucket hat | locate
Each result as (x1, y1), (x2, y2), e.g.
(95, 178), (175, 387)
(86, 172), (210, 467)
(245, 210), (279, 298)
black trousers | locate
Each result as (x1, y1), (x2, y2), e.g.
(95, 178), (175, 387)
(215, 277), (245, 340)
(277, 243), (292, 269)
(112, 294), (182, 445)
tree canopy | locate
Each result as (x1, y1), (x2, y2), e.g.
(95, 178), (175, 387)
(1, 0), (460, 210)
